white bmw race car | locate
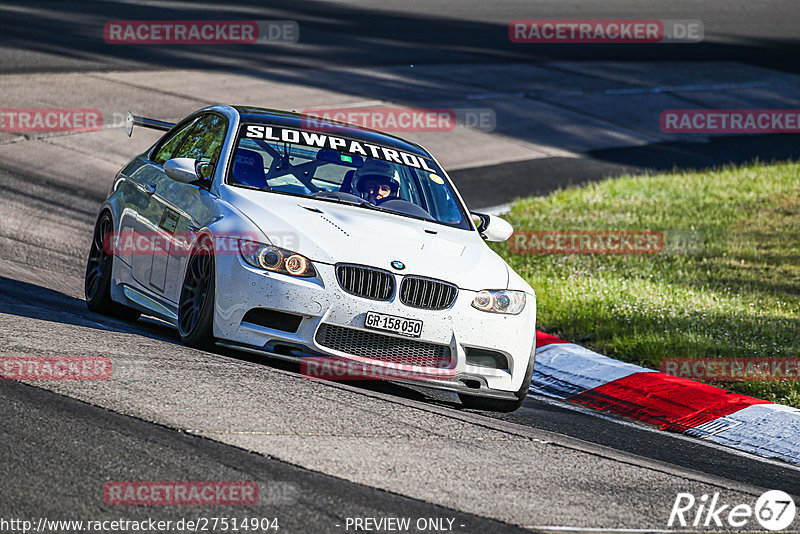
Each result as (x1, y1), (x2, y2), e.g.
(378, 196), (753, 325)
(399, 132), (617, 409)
(85, 105), (537, 411)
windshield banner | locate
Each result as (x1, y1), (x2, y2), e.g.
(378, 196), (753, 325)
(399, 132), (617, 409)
(243, 124), (437, 171)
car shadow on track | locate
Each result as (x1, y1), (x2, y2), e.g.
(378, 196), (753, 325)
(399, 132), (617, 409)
(0, 275), (465, 409)
(211, 342), (462, 409)
(0, 275), (188, 346)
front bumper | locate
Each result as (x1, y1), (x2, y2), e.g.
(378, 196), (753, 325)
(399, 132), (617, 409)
(213, 254), (536, 394)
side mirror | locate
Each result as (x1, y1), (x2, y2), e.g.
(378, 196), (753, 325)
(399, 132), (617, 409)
(164, 158), (213, 188)
(472, 212), (514, 242)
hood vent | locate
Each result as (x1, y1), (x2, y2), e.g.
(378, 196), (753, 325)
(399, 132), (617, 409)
(319, 214), (349, 236)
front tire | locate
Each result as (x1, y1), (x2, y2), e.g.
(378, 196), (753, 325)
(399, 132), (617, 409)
(178, 237), (216, 350)
(84, 212), (140, 321)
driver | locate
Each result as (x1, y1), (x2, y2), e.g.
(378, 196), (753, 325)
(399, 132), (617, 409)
(351, 160), (399, 204)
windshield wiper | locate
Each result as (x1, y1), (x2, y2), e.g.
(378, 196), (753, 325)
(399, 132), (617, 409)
(309, 191), (372, 207)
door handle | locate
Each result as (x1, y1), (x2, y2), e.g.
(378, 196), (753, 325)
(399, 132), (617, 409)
(143, 184), (156, 196)
(187, 224), (200, 232)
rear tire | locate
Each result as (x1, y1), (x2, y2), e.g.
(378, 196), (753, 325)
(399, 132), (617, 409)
(178, 237), (216, 350)
(84, 212), (140, 321)
(458, 352), (535, 413)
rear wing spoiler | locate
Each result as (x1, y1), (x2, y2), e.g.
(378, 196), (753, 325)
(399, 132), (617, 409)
(125, 111), (175, 137)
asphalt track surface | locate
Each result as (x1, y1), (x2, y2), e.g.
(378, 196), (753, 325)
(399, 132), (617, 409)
(2, 1), (800, 531)
(2, 0), (800, 73)
(0, 379), (530, 533)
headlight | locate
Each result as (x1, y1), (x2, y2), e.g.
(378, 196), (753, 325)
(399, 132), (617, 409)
(472, 289), (526, 314)
(238, 240), (316, 277)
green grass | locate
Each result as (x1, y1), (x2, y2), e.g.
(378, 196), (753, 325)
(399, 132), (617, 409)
(492, 160), (800, 406)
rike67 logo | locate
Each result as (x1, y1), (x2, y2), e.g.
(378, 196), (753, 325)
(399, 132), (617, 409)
(669, 490), (796, 531)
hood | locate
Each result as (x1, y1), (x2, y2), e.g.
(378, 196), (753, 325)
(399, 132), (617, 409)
(222, 187), (509, 291)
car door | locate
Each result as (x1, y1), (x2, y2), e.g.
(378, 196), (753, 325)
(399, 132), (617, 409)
(125, 118), (199, 292)
(147, 112), (228, 303)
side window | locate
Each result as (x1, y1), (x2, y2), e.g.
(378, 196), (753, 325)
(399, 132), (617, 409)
(152, 120), (197, 165)
(172, 114), (228, 166)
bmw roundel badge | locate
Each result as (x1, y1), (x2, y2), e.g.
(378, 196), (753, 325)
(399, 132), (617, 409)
(391, 261), (405, 270)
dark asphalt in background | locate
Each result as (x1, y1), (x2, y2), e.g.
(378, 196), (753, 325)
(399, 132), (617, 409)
(1, 0), (799, 73)
(5, 0), (800, 198)
(451, 133), (800, 208)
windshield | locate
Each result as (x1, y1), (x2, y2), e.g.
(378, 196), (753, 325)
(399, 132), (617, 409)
(227, 123), (470, 229)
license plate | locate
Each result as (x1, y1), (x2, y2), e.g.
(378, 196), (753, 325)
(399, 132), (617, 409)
(364, 311), (423, 338)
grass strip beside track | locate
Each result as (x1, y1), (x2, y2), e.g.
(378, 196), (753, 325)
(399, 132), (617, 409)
(494, 160), (800, 406)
